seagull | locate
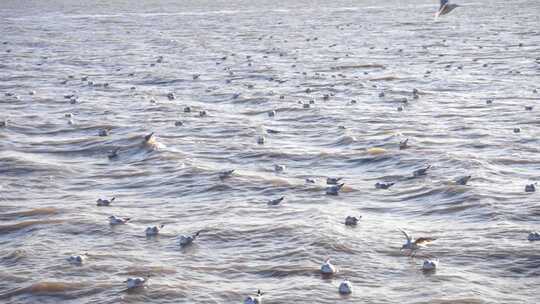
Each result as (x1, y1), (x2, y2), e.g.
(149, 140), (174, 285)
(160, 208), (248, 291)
(375, 182), (394, 189)
(108, 148), (119, 159)
(266, 129), (280, 134)
(338, 280), (353, 295)
(67, 254), (87, 265)
(109, 216), (130, 225)
(125, 277), (147, 289)
(345, 216), (360, 226)
(455, 175), (471, 185)
(320, 258), (337, 275)
(326, 183), (344, 195)
(398, 228), (436, 254)
(525, 183), (536, 192)
(244, 290), (264, 304)
(268, 110), (276, 117)
(267, 196), (284, 206)
(436, 0), (460, 17)
(219, 169), (235, 179)
(413, 165), (431, 177)
(96, 197), (115, 206)
(327, 177), (343, 185)
(422, 259), (439, 271)
(179, 231), (201, 247)
(274, 164), (285, 172)
(98, 129), (109, 137)
(528, 232), (540, 241)
(145, 224), (164, 236)
(399, 138), (409, 150)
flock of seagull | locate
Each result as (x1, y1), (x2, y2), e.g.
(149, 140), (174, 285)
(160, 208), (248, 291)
(3, 0), (539, 302)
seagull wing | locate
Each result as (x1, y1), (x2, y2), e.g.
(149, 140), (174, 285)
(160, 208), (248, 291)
(398, 228), (412, 243)
(440, 0), (449, 9)
(415, 237), (436, 245)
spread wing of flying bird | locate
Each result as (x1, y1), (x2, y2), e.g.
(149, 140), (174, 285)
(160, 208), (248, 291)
(415, 237), (436, 245)
(440, 0), (449, 9)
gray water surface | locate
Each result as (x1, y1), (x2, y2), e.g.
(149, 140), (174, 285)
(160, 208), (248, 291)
(1, 0), (539, 303)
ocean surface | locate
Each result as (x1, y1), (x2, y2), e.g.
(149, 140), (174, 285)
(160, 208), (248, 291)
(1, 0), (539, 303)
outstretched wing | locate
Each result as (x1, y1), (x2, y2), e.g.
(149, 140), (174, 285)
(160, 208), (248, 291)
(398, 228), (412, 243)
(415, 237), (436, 245)
(440, 0), (449, 10)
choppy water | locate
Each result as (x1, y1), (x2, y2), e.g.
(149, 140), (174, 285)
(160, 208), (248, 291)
(1, 0), (540, 303)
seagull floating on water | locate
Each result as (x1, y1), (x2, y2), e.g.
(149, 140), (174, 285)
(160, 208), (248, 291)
(179, 231), (201, 247)
(338, 280), (353, 295)
(320, 258), (337, 275)
(96, 197), (115, 206)
(399, 138), (409, 150)
(422, 259), (439, 271)
(399, 228), (436, 254)
(525, 183), (536, 192)
(345, 216), (360, 226)
(146, 224), (164, 236)
(436, 0), (460, 17)
(274, 164), (285, 172)
(455, 175), (471, 185)
(109, 216), (130, 225)
(528, 232), (540, 241)
(67, 254), (87, 265)
(244, 290), (263, 304)
(326, 183), (345, 195)
(108, 148), (119, 159)
(327, 177), (343, 185)
(219, 169), (235, 179)
(413, 165), (431, 177)
(267, 196), (284, 206)
(375, 182), (394, 189)
(125, 277), (147, 289)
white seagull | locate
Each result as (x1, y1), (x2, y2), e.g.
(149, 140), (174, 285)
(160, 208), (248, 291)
(338, 280), (353, 295)
(326, 183), (345, 195)
(244, 290), (264, 304)
(125, 277), (147, 289)
(179, 231), (201, 247)
(109, 215), (130, 225)
(67, 254), (87, 265)
(219, 169), (235, 179)
(422, 259), (439, 271)
(96, 197), (115, 206)
(145, 224), (164, 236)
(320, 258), (337, 275)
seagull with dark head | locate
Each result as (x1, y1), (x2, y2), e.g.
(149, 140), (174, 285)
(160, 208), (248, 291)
(219, 169), (235, 179)
(267, 196), (284, 206)
(413, 165), (431, 177)
(326, 183), (345, 195)
(179, 231), (201, 247)
(455, 175), (471, 185)
(244, 289), (264, 304)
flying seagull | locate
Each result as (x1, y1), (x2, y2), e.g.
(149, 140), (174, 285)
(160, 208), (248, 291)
(436, 0), (460, 17)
